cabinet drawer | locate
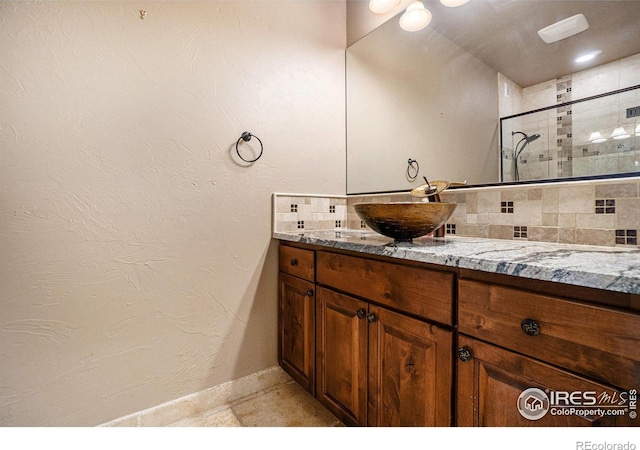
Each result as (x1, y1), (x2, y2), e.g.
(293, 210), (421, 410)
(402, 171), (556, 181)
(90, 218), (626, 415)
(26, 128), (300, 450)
(458, 279), (640, 389)
(279, 245), (315, 282)
(317, 251), (453, 325)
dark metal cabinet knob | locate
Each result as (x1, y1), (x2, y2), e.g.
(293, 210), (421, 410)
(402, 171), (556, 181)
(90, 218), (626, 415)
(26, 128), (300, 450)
(457, 347), (472, 363)
(356, 308), (366, 319)
(290, 258), (298, 267)
(521, 319), (540, 336)
(306, 289), (314, 297)
(367, 313), (377, 323)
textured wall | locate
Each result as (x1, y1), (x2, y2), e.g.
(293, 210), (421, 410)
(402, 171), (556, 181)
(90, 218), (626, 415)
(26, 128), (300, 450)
(0, 1), (345, 426)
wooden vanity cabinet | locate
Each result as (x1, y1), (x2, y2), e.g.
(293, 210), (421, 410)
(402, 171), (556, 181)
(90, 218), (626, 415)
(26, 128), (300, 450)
(457, 275), (640, 427)
(278, 245), (316, 394)
(277, 242), (640, 427)
(315, 250), (454, 427)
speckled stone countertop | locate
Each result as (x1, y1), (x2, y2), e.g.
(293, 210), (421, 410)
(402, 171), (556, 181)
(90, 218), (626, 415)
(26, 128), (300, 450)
(274, 230), (640, 295)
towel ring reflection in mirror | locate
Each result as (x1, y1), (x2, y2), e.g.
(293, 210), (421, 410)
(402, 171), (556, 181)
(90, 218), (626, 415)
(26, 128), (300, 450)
(236, 132), (263, 163)
(407, 158), (419, 180)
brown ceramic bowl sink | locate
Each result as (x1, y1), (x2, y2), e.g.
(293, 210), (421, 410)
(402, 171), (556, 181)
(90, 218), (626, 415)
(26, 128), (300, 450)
(354, 202), (456, 242)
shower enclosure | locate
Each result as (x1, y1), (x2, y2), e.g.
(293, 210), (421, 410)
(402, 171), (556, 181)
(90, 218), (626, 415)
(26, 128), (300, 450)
(500, 85), (640, 183)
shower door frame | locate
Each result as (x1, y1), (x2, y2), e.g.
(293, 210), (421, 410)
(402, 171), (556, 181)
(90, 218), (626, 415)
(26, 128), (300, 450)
(499, 84), (640, 184)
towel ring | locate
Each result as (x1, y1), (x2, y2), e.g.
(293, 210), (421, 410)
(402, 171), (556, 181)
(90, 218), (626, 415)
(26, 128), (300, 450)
(236, 132), (263, 163)
(407, 158), (419, 180)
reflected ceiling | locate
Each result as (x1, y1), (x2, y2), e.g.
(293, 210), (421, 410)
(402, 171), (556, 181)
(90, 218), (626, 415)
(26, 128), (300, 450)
(420, 0), (640, 87)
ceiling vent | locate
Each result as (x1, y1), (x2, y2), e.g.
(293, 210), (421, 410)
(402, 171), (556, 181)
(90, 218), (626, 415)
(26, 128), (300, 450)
(537, 14), (589, 44)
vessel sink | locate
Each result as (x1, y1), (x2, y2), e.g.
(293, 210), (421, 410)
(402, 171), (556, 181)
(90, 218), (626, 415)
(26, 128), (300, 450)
(354, 202), (456, 242)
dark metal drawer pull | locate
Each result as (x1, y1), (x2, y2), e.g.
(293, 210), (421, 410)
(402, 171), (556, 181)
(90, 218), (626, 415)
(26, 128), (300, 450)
(367, 313), (377, 323)
(521, 319), (540, 336)
(457, 347), (472, 362)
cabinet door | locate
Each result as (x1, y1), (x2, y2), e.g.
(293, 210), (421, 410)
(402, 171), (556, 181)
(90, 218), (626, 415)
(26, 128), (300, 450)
(457, 335), (633, 427)
(279, 273), (315, 394)
(368, 305), (452, 426)
(316, 286), (368, 426)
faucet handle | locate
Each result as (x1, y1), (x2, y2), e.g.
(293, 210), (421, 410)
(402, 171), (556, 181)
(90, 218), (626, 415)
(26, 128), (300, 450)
(410, 180), (450, 198)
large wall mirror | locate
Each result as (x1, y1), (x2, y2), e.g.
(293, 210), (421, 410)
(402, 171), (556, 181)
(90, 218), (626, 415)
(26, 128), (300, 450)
(346, 0), (640, 194)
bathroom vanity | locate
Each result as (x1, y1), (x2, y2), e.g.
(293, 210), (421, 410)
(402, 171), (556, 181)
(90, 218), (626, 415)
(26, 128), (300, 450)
(276, 231), (640, 427)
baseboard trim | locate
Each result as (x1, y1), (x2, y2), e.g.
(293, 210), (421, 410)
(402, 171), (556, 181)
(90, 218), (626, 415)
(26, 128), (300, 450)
(100, 365), (291, 427)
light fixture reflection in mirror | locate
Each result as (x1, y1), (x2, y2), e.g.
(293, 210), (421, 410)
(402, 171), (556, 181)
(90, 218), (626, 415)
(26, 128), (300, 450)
(589, 132), (607, 144)
(399, 1), (432, 32)
(611, 127), (630, 140)
(439, 0), (470, 7)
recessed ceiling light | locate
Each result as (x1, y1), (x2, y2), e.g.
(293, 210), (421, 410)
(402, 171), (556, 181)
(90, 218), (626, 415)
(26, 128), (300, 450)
(575, 50), (601, 63)
(538, 14), (589, 44)
(575, 54), (595, 63)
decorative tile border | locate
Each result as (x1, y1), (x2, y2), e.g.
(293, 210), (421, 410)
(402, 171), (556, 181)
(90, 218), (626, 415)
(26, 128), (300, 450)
(556, 75), (573, 178)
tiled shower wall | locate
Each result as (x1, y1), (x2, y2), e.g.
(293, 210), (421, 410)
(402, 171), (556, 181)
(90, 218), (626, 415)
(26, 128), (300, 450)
(503, 83), (640, 182)
(500, 52), (640, 183)
(273, 177), (640, 248)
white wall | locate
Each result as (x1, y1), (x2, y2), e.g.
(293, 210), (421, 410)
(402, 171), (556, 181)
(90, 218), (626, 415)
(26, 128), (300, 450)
(0, 0), (345, 426)
(347, 15), (499, 193)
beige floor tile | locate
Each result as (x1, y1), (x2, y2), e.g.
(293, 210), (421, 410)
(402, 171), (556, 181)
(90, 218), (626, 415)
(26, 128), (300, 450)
(166, 377), (343, 427)
(231, 381), (343, 427)
(169, 407), (242, 427)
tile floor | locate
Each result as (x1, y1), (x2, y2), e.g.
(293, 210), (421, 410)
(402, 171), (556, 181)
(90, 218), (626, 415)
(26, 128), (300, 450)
(167, 377), (343, 427)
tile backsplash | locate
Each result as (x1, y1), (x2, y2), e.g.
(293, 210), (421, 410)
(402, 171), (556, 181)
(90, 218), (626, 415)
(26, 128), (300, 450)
(273, 195), (347, 233)
(273, 177), (640, 248)
(438, 178), (640, 247)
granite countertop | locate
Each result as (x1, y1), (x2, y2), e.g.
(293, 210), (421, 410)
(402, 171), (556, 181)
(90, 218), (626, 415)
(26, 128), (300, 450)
(273, 230), (640, 295)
